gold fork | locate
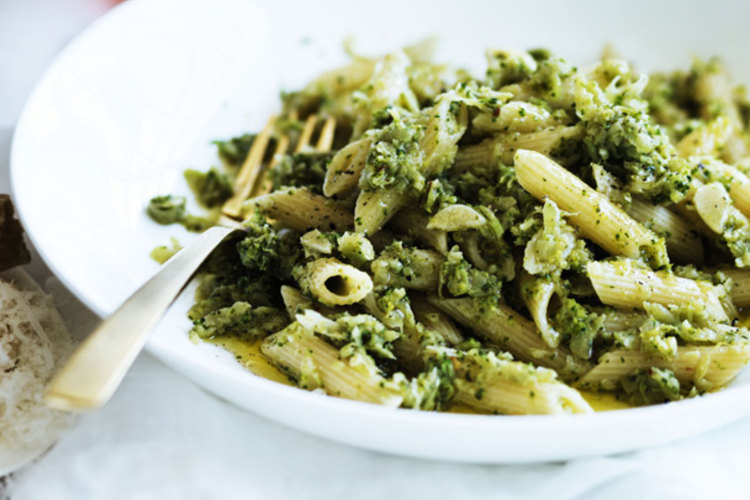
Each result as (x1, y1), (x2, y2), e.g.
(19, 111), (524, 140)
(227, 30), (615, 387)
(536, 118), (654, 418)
(45, 114), (336, 411)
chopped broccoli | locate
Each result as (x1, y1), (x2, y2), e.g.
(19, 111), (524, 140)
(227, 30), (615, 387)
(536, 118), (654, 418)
(296, 310), (401, 359)
(235, 212), (296, 275)
(359, 109), (426, 194)
(147, 195), (186, 225)
(574, 64), (693, 203)
(620, 367), (682, 405)
(190, 301), (288, 341)
(184, 167), (233, 208)
(550, 298), (606, 360)
(270, 152), (331, 192)
(523, 199), (591, 276)
(439, 246), (501, 298)
(213, 133), (255, 167)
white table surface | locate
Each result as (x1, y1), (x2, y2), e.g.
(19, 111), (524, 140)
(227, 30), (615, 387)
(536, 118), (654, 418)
(3, 1), (750, 499)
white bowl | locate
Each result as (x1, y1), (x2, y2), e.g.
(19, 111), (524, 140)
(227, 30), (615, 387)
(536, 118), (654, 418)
(11, 0), (750, 462)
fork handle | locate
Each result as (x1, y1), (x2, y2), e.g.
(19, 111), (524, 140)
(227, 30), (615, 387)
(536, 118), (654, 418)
(45, 225), (239, 411)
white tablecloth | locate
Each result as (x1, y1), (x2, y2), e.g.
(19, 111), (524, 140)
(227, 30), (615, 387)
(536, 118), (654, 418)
(3, 1), (750, 498)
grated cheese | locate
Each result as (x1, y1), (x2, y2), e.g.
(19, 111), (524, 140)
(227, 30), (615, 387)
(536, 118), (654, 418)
(0, 274), (76, 460)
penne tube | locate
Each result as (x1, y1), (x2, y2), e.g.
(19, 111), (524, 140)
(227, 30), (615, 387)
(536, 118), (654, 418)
(262, 323), (403, 406)
(427, 204), (486, 231)
(472, 101), (559, 134)
(692, 182), (746, 234)
(587, 260), (728, 321)
(427, 296), (590, 377)
(323, 137), (372, 196)
(452, 135), (499, 173)
(497, 125), (583, 164)
(303, 59), (376, 99)
(419, 97), (468, 177)
(244, 187), (353, 232)
(627, 199), (703, 264)
(722, 268), (750, 307)
(515, 150), (666, 262)
(410, 295), (464, 345)
(453, 125), (582, 173)
(453, 376), (592, 415)
(280, 285), (340, 318)
(695, 158), (750, 218)
(676, 117), (732, 158)
(389, 207), (448, 254)
(521, 277), (560, 349)
(432, 347), (592, 415)
(280, 285), (312, 318)
(371, 246), (442, 291)
(692, 64), (747, 163)
(599, 310), (648, 333)
(297, 258), (373, 307)
(578, 343), (750, 391)
(355, 188), (407, 236)
(392, 332), (427, 373)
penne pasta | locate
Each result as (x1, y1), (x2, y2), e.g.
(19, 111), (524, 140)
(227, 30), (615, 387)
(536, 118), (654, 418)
(722, 268), (750, 307)
(578, 343), (750, 391)
(514, 150), (667, 263)
(323, 137), (372, 197)
(432, 347), (592, 415)
(694, 158), (750, 218)
(354, 188), (407, 236)
(262, 323), (403, 406)
(371, 246), (442, 291)
(627, 198), (704, 264)
(297, 258), (373, 306)
(244, 187), (353, 232)
(156, 44), (750, 414)
(427, 296), (590, 377)
(389, 207), (448, 254)
(410, 295), (464, 345)
(453, 125), (582, 173)
(587, 260), (728, 321)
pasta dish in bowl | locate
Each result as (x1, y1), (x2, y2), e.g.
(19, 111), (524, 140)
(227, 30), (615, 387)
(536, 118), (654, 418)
(148, 44), (750, 416)
(13, 0), (750, 461)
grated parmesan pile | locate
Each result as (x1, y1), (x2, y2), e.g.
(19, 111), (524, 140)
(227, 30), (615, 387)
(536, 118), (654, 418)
(0, 275), (76, 457)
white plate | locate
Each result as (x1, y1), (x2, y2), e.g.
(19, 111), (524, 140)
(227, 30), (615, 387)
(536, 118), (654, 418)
(11, 0), (750, 463)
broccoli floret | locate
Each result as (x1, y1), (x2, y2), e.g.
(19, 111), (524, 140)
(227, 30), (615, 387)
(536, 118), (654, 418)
(359, 109), (426, 194)
(394, 355), (457, 410)
(485, 49), (538, 89)
(188, 272), (280, 321)
(422, 178), (458, 214)
(439, 246), (501, 298)
(146, 195), (214, 232)
(372, 286), (414, 332)
(184, 167), (233, 208)
(270, 152), (331, 192)
(550, 298), (606, 359)
(147, 195), (186, 225)
(574, 66), (692, 203)
(620, 367), (682, 406)
(213, 133), (255, 167)
(296, 310), (401, 359)
(523, 199), (591, 276)
(236, 212), (282, 273)
(190, 301), (288, 342)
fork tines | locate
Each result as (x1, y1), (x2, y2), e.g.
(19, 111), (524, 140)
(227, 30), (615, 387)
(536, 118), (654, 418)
(222, 114), (337, 219)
